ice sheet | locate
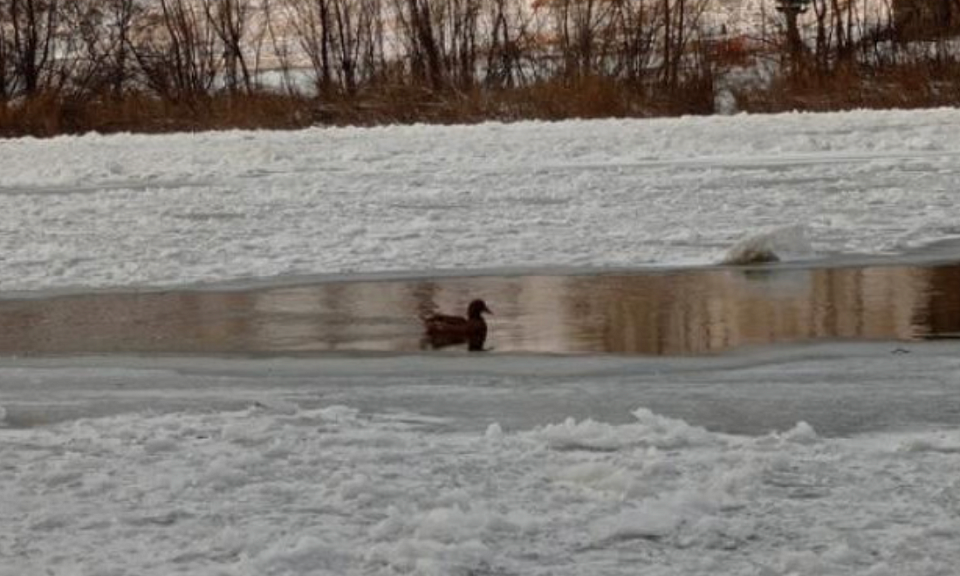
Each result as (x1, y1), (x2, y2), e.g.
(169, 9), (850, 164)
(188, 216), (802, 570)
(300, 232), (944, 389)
(3, 109), (960, 292)
(2, 343), (960, 575)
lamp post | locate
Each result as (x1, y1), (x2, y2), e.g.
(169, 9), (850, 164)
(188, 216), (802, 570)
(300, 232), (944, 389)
(775, 0), (811, 57)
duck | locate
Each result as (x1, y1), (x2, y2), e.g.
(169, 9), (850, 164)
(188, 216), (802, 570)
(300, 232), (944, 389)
(421, 299), (492, 351)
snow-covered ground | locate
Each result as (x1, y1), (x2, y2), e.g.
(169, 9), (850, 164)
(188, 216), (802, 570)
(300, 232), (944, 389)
(3, 108), (960, 293)
(4, 109), (960, 575)
(3, 344), (960, 576)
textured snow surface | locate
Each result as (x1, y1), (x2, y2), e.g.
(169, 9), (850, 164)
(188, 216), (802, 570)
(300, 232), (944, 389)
(3, 346), (960, 576)
(3, 108), (960, 291)
(3, 397), (960, 576)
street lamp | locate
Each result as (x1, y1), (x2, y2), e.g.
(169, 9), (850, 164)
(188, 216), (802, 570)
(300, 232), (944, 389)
(775, 0), (811, 55)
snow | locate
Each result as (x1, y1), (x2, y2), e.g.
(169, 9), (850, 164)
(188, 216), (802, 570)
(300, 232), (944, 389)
(0, 344), (959, 575)
(3, 108), (960, 293)
(3, 346), (960, 576)
(720, 223), (814, 263)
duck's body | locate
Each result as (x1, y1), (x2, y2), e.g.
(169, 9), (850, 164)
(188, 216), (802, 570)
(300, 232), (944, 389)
(422, 299), (492, 351)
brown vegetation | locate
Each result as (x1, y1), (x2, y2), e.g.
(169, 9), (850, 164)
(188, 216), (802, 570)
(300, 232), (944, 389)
(1, 0), (959, 137)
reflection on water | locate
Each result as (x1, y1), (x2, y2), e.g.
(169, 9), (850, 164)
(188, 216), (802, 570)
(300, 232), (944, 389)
(2, 262), (960, 356)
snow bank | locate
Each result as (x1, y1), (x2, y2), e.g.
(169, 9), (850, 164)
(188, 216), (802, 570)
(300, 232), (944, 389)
(4, 108), (960, 292)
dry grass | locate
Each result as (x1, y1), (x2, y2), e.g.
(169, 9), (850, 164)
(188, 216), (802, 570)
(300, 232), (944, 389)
(0, 77), (722, 137)
(2, 58), (958, 138)
(734, 58), (960, 114)
(0, 92), (317, 137)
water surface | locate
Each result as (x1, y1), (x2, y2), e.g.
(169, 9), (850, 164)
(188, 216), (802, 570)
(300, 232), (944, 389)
(2, 260), (960, 356)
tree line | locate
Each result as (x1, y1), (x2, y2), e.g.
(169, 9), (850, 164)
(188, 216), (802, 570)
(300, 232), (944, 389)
(1, 0), (959, 135)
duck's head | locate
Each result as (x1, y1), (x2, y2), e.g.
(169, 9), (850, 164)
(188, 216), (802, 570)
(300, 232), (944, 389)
(467, 299), (492, 319)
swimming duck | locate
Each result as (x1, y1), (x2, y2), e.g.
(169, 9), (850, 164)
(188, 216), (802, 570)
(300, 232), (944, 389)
(422, 299), (492, 351)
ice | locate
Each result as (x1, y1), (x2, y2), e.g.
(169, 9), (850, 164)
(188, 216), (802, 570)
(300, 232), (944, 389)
(4, 109), (960, 293)
(532, 407), (717, 451)
(721, 224), (815, 264)
(781, 421), (819, 444)
(252, 535), (347, 575)
(591, 490), (720, 543)
(898, 433), (960, 454)
(2, 393), (958, 575)
(484, 422), (503, 439)
(2, 346), (960, 575)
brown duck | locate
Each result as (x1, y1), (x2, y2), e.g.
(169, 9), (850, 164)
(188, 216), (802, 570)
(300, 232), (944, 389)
(422, 299), (492, 351)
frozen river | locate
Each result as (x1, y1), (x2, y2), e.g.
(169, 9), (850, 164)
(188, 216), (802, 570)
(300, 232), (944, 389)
(4, 109), (960, 575)
(3, 108), (960, 293)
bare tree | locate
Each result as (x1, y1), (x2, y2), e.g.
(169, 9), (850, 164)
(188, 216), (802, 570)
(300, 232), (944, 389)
(55, 0), (142, 98)
(434, 0), (480, 89)
(282, 0), (335, 93)
(396, 0), (444, 90)
(485, 0), (528, 88)
(661, 0), (709, 88)
(546, 0), (603, 79)
(0, 2), (12, 99)
(607, 0), (659, 86)
(328, 0), (381, 93)
(203, 0), (254, 94)
(3, 0), (60, 97)
(131, 0), (220, 101)
(106, 0), (140, 97)
(261, 0), (300, 94)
